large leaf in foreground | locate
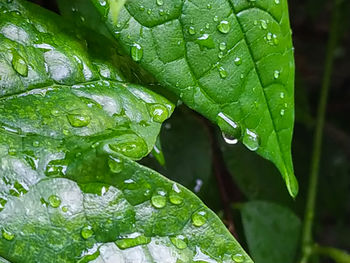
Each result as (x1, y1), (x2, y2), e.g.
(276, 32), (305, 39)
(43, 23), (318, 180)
(0, 148), (253, 263)
(0, 0), (173, 160)
(79, 0), (297, 196)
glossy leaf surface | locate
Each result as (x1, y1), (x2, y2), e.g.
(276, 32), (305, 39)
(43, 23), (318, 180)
(0, 1), (253, 262)
(83, 0), (297, 196)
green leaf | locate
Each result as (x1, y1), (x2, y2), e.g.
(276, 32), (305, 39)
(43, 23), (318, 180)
(0, 1), (252, 262)
(0, 0), (174, 161)
(76, 0), (297, 197)
(241, 201), (301, 263)
(0, 147), (253, 262)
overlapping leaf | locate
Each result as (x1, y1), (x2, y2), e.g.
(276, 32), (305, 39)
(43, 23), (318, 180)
(68, 0), (297, 196)
(0, 1), (253, 262)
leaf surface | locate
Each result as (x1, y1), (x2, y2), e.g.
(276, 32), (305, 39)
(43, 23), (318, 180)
(0, 1), (252, 262)
(241, 201), (301, 263)
(78, 0), (297, 196)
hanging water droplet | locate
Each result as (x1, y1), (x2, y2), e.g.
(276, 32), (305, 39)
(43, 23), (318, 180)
(156, 0), (163, 6)
(234, 57), (242, 66)
(48, 195), (61, 208)
(12, 51), (28, 77)
(2, 229), (15, 241)
(169, 183), (183, 205)
(222, 132), (238, 145)
(67, 114), (91, 128)
(81, 226), (94, 239)
(131, 43), (143, 62)
(192, 210), (207, 227)
(188, 26), (196, 35)
(115, 234), (151, 249)
(151, 190), (167, 209)
(218, 67), (227, 79)
(243, 129), (260, 151)
(149, 104), (169, 123)
(217, 20), (230, 34)
(274, 70), (280, 79)
(108, 156), (123, 173)
(170, 235), (188, 249)
(217, 112), (242, 140)
(232, 253), (244, 262)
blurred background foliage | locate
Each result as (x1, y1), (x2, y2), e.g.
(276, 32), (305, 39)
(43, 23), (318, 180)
(29, 0), (350, 262)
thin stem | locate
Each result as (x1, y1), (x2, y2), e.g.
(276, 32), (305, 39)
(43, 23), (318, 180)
(313, 244), (350, 263)
(300, 1), (341, 262)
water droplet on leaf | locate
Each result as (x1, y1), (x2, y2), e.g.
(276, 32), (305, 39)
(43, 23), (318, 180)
(170, 235), (188, 249)
(191, 211), (207, 227)
(217, 20), (230, 34)
(67, 114), (91, 128)
(243, 129), (260, 151)
(81, 226), (94, 239)
(151, 190), (167, 209)
(131, 43), (143, 62)
(48, 195), (61, 208)
(149, 104), (169, 123)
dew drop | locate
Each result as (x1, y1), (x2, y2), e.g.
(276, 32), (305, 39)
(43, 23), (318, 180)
(149, 104), (169, 123)
(188, 26), (196, 35)
(48, 195), (61, 208)
(151, 190), (167, 209)
(207, 3), (212, 9)
(218, 67), (227, 79)
(213, 16), (219, 22)
(12, 51), (28, 77)
(67, 114), (91, 128)
(217, 112), (242, 140)
(274, 70), (280, 79)
(196, 34), (215, 50)
(234, 57), (242, 66)
(232, 253), (244, 262)
(156, 0), (163, 6)
(81, 226), (94, 239)
(169, 183), (183, 205)
(170, 235), (188, 249)
(108, 156), (123, 173)
(131, 43), (143, 62)
(260, 20), (268, 30)
(222, 132), (238, 145)
(243, 129), (260, 151)
(62, 206), (68, 213)
(192, 211), (207, 227)
(115, 234), (151, 249)
(2, 229), (15, 241)
(280, 109), (285, 116)
(219, 42), (227, 51)
(280, 92), (285, 99)
(217, 20), (230, 34)
(274, 0), (280, 4)
(109, 134), (148, 159)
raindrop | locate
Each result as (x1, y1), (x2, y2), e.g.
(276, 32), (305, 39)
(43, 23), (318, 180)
(280, 109), (285, 116)
(115, 234), (151, 249)
(67, 114), (91, 128)
(62, 206), (68, 213)
(169, 183), (183, 205)
(243, 129), (260, 151)
(280, 92), (285, 99)
(217, 20), (230, 34)
(217, 112), (242, 140)
(274, 70), (280, 79)
(188, 26), (196, 35)
(109, 134), (148, 159)
(156, 0), (163, 6)
(219, 42), (227, 51)
(108, 156), (123, 173)
(151, 190), (167, 209)
(207, 3), (212, 9)
(260, 20), (268, 30)
(222, 132), (238, 145)
(192, 211), (207, 227)
(234, 57), (242, 66)
(131, 43), (143, 62)
(81, 226), (94, 240)
(48, 195), (61, 208)
(12, 51), (28, 77)
(2, 229), (15, 241)
(196, 34), (215, 50)
(274, 0), (280, 4)
(232, 253), (244, 262)
(170, 235), (188, 249)
(149, 104), (169, 123)
(218, 67), (227, 79)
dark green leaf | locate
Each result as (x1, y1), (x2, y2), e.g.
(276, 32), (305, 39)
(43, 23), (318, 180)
(73, 0), (297, 197)
(241, 201), (301, 263)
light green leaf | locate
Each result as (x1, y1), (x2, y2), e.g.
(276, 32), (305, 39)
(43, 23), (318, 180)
(241, 201), (301, 263)
(78, 0), (297, 196)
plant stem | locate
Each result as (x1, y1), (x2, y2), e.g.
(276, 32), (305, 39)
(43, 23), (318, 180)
(313, 244), (350, 263)
(300, 1), (341, 262)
